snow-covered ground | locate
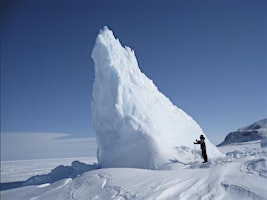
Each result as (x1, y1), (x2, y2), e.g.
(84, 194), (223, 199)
(1, 157), (96, 183)
(1, 141), (266, 200)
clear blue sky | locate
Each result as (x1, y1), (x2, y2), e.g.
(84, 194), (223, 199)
(1, 0), (266, 147)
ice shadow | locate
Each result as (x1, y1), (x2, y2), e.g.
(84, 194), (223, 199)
(0, 160), (99, 191)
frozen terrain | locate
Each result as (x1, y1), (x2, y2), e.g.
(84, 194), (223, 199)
(1, 141), (267, 200)
(1, 27), (266, 199)
(91, 27), (221, 169)
(1, 157), (96, 183)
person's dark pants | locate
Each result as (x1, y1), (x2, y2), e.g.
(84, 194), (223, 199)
(202, 149), (208, 162)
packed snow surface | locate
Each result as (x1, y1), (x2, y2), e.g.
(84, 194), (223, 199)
(1, 157), (96, 183)
(218, 119), (267, 146)
(91, 26), (221, 169)
(1, 141), (267, 200)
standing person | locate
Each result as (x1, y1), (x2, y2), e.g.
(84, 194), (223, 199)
(194, 135), (208, 163)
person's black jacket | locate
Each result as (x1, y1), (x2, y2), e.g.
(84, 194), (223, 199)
(194, 139), (206, 150)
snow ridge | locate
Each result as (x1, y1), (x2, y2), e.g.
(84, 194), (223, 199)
(91, 26), (222, 169)
(218, 119), (267, 146)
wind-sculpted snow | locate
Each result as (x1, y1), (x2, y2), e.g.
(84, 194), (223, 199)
(1, 141), (266, 200)
(22, 161), (98, 186)
(91, 26), (222, 169)
(0, 160), (98, 190)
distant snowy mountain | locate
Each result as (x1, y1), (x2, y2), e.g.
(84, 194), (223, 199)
(91, 27), (222, 169)
(218, 119), (267, 146)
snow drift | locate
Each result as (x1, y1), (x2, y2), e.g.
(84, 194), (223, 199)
(91, 26), (222, 169)
(218, 118), (267, 146)
(2, 141), (267, 200)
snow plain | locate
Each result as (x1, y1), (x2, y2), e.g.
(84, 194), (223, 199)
(1, 157), (97, 183)
(1, 141), (267, 200)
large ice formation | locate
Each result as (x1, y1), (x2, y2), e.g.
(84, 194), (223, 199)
(91, 26), (222, 169)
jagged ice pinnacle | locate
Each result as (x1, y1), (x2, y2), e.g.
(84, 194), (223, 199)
(91, 26), (222, 169)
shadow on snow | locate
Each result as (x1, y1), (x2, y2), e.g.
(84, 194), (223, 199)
(0, 160), (99, 191)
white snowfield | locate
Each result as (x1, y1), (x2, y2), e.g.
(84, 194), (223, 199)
(91, 26), (222, 169)
(1, 141), (267, 200)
